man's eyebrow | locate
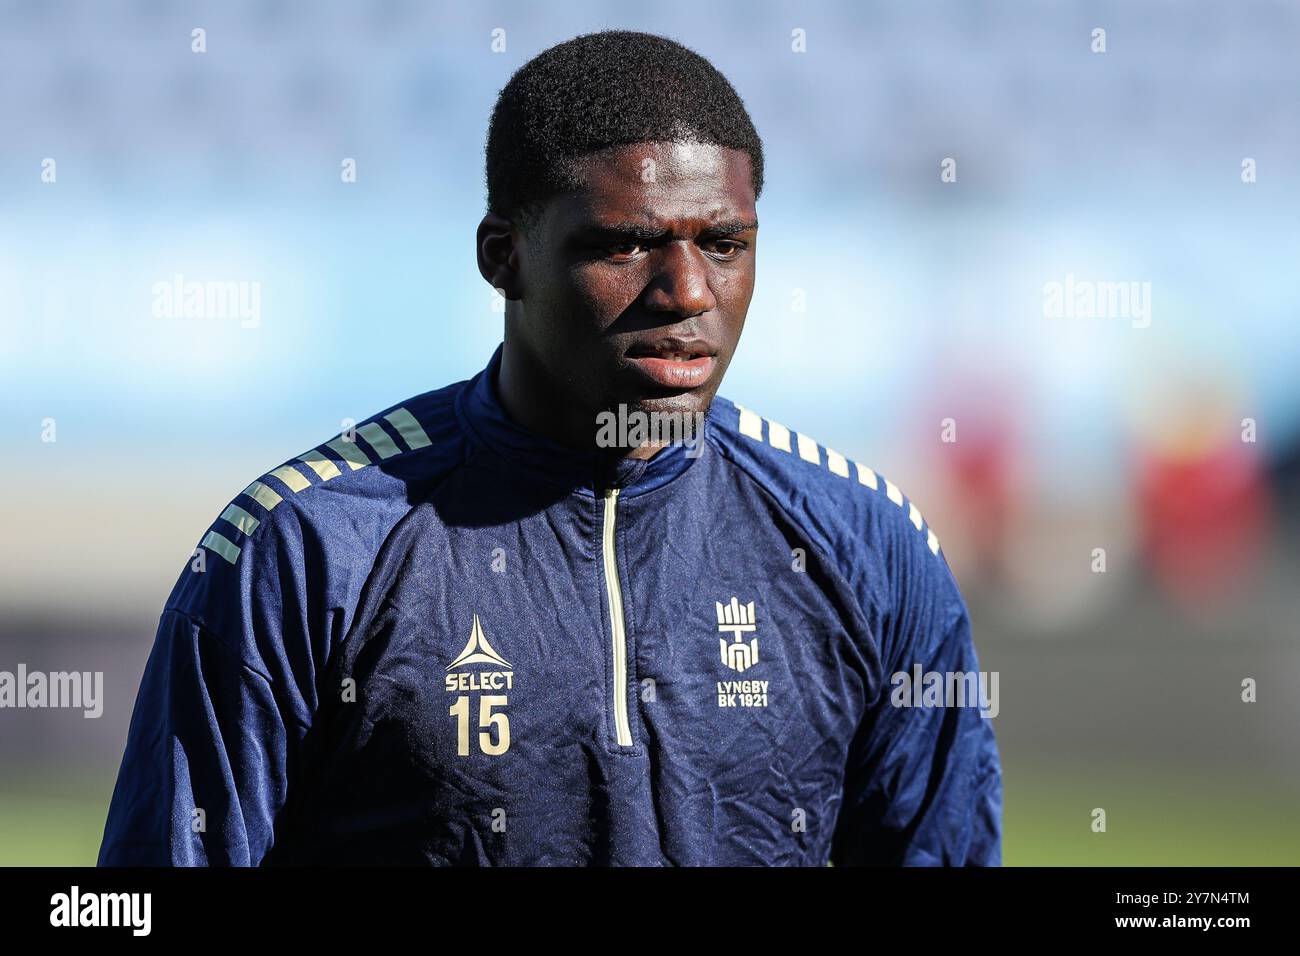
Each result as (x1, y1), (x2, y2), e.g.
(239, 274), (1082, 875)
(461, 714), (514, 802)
(580, 219), (759, 239)
(701, 219), (759, 236)
(582, 223), (670, 241)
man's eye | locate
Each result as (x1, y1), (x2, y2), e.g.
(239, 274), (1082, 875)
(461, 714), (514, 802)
(706, 240), (745, 259)
(606, 242), (644, 260)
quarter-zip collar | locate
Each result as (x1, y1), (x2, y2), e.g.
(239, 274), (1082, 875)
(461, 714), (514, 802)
(454, 343), (710, 498)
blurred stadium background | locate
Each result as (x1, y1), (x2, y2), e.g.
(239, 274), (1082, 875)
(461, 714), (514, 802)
(2, 0), (1299, 865)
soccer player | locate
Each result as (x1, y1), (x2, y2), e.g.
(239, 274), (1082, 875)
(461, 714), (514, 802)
(99, 30), (1001, 866)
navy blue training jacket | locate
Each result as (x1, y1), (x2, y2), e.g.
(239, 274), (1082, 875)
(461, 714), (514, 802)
(98, 343), (1002, 866)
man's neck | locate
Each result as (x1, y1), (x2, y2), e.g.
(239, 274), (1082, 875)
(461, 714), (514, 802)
(497, 340), (664, 460)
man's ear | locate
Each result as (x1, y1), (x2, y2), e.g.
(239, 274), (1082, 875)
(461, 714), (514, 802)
(476, 213), (523, 301)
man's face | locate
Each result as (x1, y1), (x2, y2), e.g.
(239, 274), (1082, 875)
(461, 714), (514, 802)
(510, 140), (758, 430)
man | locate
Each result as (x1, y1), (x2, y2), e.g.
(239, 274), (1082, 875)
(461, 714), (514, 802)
(99, 30), (1001, 866)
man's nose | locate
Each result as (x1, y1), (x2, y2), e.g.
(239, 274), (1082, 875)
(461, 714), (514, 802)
(642, 242), (718, 318)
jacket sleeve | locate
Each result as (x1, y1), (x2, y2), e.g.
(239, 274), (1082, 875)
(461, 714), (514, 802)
(831, 520), (1003, 866)
(97, 487), (323, 867)
(97, 607), (304, 866)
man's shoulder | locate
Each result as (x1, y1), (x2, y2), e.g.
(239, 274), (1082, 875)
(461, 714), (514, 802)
(709, 394), (969, 648)
(710, 395), (942, 553)
(707, 393), (959, 625)
(165, 377), (475, 630)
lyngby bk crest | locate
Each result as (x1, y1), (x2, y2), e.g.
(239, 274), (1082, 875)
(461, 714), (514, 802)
(717, 597), (759, 672)
(715, 597), (768, 708)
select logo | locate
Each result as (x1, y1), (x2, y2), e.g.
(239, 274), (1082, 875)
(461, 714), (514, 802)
(49, 886), (151, 936)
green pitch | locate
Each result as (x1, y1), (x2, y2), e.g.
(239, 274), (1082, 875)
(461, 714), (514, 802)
(2, 766), (1297, 866)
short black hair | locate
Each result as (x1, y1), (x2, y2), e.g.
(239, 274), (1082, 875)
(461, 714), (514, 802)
(485, 30), (764, 227)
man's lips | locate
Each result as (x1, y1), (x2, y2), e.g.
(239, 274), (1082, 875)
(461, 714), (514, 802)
(623, 340), (717, 389)
(626, 353), (715, 388)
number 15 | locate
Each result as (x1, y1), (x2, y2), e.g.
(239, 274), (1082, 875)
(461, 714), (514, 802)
(449, 695), (510, 756)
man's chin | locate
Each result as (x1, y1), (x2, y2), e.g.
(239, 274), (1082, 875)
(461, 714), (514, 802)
(628, 389), (712, 418)
(591, 387), (716, 454)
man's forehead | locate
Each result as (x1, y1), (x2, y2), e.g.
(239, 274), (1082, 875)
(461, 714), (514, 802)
(568, 139), (752, 185)
(556, 141), (756, 226)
